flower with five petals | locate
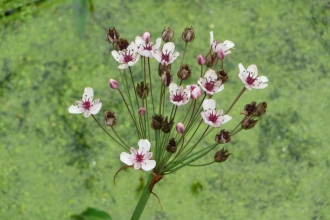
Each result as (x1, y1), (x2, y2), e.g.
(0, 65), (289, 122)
(169, 82), (190, 106)
(238, 63), (268, 90)
(68, 87), (102, 118)
(198, 69), (224, 95)
(152, 42), (180, 66)
(120, 139), (156, 171)
(111, 42), (140, 69)
(201, 99), (232, 128)
(135, 33), (162, 58)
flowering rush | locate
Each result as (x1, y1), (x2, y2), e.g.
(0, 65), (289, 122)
(198, 69), (224, 95)
(152, 42), (180, 66)
(120, 139), (156, 171)
(68, 87), (102, 118)
(238, 63), (268, 90)
(111, 42), (140, 69)
(201, 99), (232, 127)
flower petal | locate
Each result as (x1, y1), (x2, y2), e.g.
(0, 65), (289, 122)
(203, 99), (216, 110)
(89, 101), (102, 115)
(141, 160), (156, 171)
(68, 105), (84, 114)
(120, 152), (133, 165)
(138, 139), (151, 152)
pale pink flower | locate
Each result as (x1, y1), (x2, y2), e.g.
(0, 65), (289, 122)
(169, 83), (190, 106)
(238, 63), (268, 90)
(209, 31), (234, 58)
(152, 42), (180, 66)
(186, 84), (202, 99)
(111, 42), (140, 69)
(68, 87), (102, 118)
(198, 69), (224, 95)
(120, 139), (156, 171)
(135, 34), (162, 58)
(201, 99), (232, 128)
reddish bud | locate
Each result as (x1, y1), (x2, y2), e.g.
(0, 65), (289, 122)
(109, 79), (118, 89)
(197, 54), (206, 65)
(141, 32), (150, 43)
(176, 122), (185, 134)
(138, 107), (146, 115)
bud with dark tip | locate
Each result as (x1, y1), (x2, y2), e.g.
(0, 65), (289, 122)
(161, 116), (174, 133)
(216, 70), (228, 84)
(106, 27), (120, 43)
(162, 27), (174, 42)
(116, 38), (129, 51)
(241, 117), (258, 130)
(215, 129), (231, 144)
(214, 148), (231, 163)
(151, 114), (164, 130)
(166, 138), (177, 153)
(136, 82), (149, 99)
(177, 64), (192, 80)
(182, 26), (195, 43)
(104, 111), (117, 126)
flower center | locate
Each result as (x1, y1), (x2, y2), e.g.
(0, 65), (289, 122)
(173, 93), (184, 102)
(208, 112), (219, 123)
(205, 79), (215, 91)
(143, 43), (153, 51)
(246, 72), (257, 85)
(123, 54), (133, 63)
(135, 152), (144, 163)
(162, 51), (170, 62)
(83, 101), (91, 110)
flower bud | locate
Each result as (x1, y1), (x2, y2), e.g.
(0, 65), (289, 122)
(158, 63), (171, 76)
(161, 116), (174, 133)
(215, 129), (231, 144)
(116, 38), (129, 51)
(162, 27), (174, 42)
(182, 26), (195, 43)
(109, 79), (118, 89)
(136, 82), (149, 99)
(138, 107), (146, 115)
(217, 49), (226, 60)
(106, 27), (120, 43)
(216, 70), (228, 84)
(141, 32), (150, 43)
(204, 52), (213, 67)
(177, 64), (192, 80)
(241, 117), (258, 130)
(186, 84), (202, 99)
(161, 71), (173, 86)
(104, 111), (117, 126)
(176, 122), (185, 134)
(166, 138), (177, 153)
(214, 147), (231, 163)
(196, 55), (205, 65)
(151, 114), (164, 130)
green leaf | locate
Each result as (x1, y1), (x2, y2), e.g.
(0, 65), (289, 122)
(72, 0), (89, 39)
(71, 207), (112, 220)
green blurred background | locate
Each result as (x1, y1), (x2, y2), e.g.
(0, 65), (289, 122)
(1, 0), (329, 219)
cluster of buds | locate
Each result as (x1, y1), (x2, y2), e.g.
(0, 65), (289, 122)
(68, 26), (269, 193)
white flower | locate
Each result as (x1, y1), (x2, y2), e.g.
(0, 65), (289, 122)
(135, 35), (162, 58)
(111, 42), (140, 69)
(238, 63), (268, 90)
(120, 139), (156, 171)
(68, 87), (102, 118)
(152, 42), (180, 66)
(201, 99), (232, 128)
(210, 31), (234, 58)
(198, 69), (224, 95)
(169, 83), (190, 106)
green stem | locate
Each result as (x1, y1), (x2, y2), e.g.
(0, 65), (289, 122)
(130, 173), (153, 220)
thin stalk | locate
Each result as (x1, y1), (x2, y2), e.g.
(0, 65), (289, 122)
(225, 87), (246, 115)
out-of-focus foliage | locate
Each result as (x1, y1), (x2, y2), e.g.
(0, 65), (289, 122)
(0, 0), (329, 219)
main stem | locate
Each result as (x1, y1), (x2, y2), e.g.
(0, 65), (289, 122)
(130, 173), (153, 220)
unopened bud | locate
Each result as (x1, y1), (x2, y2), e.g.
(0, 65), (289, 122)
(106, 27), (120, 43)
(151, 114), (164, 130)
(204, 52), (213, 67)
(166, 138), (177, 153)
(186, 84), (202, 99)
(161, 116), (174, 133)
(109, 79), (118, 89)
(197, 55), (206, 65)
(215, 129), (231, 144)
(136, 82), (149, 99)
(104, 111), (117, 126)
(141, 32), (150, 43)
(177, 64), (192, 80)
(161, 71), (172, 86)
(138, 107), (146, 115)
(158, 63), (171, 76)
(162, 27), (174, 42)
(241, 117), (258, 130)
(116, 38), (129, 51)
(214, 147), (231, 163)
(216, 70), (228, 84)
(176, 122), (185, 134)
(182, 26), (195, 43)
(217, 49), (226, 60)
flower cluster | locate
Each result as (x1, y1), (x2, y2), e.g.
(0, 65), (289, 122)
(69, 26), (269, 216)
